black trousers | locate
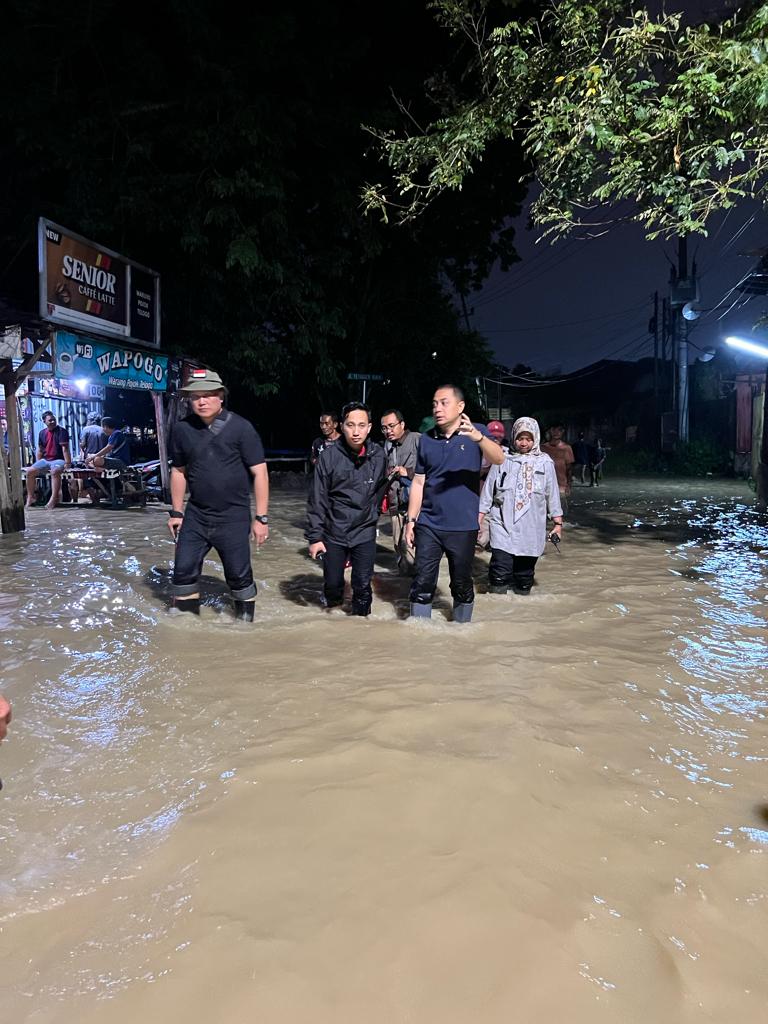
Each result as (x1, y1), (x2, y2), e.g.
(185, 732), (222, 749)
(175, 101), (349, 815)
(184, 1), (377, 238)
(410, 525), (477, 606)
(488, 549), (537, 592)
(173, 506), (256, 600)
(323, 539), (376, 615)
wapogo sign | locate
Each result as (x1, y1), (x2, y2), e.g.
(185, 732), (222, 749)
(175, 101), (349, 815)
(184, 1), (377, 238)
(38, 219), (161, 348)
(54, 331), (169, 392)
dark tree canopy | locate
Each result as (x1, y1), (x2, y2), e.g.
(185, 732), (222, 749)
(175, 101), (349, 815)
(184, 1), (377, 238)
(365, 0), (768, 241)
(0, 0), (528, 434)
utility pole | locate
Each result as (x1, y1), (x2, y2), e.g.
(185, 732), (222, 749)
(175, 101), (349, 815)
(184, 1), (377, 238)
(677, 236), (689, 444)
(459, 292), (472, 334)
(652, 290), (659, 413)
(669, 236), (697, 446)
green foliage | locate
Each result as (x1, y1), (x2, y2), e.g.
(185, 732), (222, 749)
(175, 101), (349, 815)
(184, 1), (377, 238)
(669, 440), (732, 477)
(605, 447), (667, 476)
(364, 0), (768, 240)
(609, 440), (731, 476)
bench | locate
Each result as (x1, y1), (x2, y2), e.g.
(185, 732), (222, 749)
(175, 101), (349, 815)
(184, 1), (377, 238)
(265, 449), (310, 474)
(21, 467), (57, 506)
(63, 466), (147, 509)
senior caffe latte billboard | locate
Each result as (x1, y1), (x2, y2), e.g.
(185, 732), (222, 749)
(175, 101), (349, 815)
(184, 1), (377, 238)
(38, 218), (160, 348)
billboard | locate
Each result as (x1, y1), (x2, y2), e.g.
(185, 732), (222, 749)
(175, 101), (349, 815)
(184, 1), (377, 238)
(54, 331), (169, 392)
(38, 219), (161, 348)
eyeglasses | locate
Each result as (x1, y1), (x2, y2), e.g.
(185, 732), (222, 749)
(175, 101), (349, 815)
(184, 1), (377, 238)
(381, 421), (402, 432)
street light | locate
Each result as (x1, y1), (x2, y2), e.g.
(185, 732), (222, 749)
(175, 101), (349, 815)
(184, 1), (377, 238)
(689, 342), (716, 363)
(725, 335), (768, 359)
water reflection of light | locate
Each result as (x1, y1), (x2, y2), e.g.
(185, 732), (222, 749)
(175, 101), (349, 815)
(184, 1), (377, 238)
(652, 499), (767, 795)
(740, 827), (768, 845)
(119, 785), (207, 838)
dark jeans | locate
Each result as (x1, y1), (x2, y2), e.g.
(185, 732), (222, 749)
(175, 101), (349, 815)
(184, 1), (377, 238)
(173, 506), (256, 600)
(410, 525), (477, 606)
(488, 549), (537, 592)
(323, 539), (376, 615)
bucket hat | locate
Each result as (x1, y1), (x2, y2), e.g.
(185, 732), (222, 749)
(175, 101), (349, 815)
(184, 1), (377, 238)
(179, 368), (227, 393)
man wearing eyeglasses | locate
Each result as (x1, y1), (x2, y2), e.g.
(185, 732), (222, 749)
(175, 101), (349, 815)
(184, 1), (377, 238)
(380, 409), (420, 575)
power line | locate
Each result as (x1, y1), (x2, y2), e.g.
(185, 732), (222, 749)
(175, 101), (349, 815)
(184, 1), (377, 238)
(471, 237), (583, 310)
(482, 330), (654, 389)
(696, 264), (756, 323)
(476, 299), (648, 332)
(480, 240), (587, 303)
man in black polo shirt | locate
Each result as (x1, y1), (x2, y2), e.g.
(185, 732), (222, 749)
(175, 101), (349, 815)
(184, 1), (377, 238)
(404, 385), (505, 623)
(168, 369), (269, 621)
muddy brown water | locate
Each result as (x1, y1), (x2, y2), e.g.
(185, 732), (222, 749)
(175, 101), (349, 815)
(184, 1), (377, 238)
(1, 476), (767, 1023)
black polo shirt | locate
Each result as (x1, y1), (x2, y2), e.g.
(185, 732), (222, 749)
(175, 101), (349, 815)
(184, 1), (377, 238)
(170, 410), (265, 515)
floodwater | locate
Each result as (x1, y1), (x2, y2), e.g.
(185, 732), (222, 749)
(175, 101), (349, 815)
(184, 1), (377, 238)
(1, 475), (767, 1023)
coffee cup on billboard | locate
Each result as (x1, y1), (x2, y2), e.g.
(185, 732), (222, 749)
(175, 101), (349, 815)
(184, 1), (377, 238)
(57, 350), (75, 377)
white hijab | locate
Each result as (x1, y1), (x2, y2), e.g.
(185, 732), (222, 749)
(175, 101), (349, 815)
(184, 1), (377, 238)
(509, 416), (543, 522)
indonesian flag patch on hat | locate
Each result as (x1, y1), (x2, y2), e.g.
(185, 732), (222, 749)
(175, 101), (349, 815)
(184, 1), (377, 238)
(179, 368), (227, 393)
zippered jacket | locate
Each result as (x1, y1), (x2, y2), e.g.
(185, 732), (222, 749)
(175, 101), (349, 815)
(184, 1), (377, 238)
(306, 439), (388, 546)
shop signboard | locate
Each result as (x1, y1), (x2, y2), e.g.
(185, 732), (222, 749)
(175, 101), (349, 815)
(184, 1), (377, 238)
(54, 331), (169, 392)
(39, 219), (161, 348)
(37, 377), (106, 401)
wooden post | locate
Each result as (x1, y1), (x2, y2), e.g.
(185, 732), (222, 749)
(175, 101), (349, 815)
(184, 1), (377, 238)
(757, 371), (768, 513)
(0, 376), (16, 531)
(0, 370), (26, 533)
(151, 390), (170, 504)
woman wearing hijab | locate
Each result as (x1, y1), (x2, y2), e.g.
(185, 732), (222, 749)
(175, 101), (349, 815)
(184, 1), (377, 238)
(478, 416), (563, 595)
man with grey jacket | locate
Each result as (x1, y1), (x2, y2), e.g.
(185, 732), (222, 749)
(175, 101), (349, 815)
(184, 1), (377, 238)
(380, 408), (420, 575)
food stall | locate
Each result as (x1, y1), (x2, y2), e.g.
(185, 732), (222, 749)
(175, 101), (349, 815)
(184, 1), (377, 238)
(1, 220), (171, 532)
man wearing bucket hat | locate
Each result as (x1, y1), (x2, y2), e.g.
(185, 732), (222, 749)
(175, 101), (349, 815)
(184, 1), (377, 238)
(167, 368), (269, 621)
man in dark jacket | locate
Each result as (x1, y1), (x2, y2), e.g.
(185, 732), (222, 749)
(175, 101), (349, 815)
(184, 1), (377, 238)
(306, 402), (388, 616)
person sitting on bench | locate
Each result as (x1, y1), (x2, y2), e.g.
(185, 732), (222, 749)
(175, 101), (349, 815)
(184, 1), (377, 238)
(85, 417), (131, 471)
(69, 411), (107, 502)
(25, 410), (72, 508)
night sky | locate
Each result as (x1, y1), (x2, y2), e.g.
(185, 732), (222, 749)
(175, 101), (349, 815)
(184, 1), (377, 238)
(469, 194), (768, 377)
(462, 0), (768, 383)
(2, 0), (765, 426)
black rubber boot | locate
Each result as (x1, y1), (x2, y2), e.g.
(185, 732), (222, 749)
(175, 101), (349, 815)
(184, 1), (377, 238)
(174, 597), (200, 615)
(233, 599), (255, 622)
(488, 584), (508, 595)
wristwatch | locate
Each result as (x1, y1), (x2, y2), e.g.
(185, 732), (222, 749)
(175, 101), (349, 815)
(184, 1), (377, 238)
(253, 514), (269, 524)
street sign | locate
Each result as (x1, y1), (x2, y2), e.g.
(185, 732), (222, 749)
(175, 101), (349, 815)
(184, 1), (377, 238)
(347, 372), (384, 381)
